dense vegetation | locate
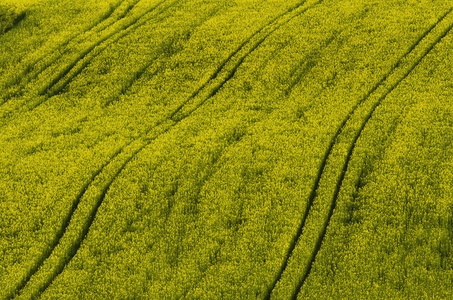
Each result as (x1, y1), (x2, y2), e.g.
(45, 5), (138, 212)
(0, 3), (23, 34)
(0, 0), (452, 299)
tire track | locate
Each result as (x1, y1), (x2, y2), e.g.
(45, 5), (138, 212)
(284, 32), (338, 96)
(46, 0), (324, 284)
(169, 0), (325, 122)
(293, 17), (453, 298)
(35, 142), (159, 299)
(103, 4), (224, 107)
(0, 0), (128, 101)
(2, 148), (123, 300)
(7, 117), (172, 300)
(37, 0), (171, 97)
(10, 1), (323, 297)
(29, 119), (175, 299)
(263, 7), (453, 300)
(7, 24), (175, 299)
(7, 7), (223, 296)
(2, 2), (229, 296)
(0, 0), (173, 119)
(26, 0), (142, 89)
(167, 0), (321, 121)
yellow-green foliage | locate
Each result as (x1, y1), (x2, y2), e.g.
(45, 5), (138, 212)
(1, 0), (453, 299)
(0, 4), (18, 34)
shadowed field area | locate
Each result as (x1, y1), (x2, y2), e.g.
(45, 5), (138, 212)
(0, 4), (25, 34)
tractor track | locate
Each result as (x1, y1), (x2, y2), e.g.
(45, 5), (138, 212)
(3, 1), (449, 299)
(166, 0), (327, 121)
(34, 0), (144, 97)
(175, 26), (341, 296)
(103, 4), (225, 107)
(169, 0), (325, 122)
(0, 0), (174, 119)
(1, 0), (314, 117)
(36, 0), (174, 98)
(293, 15), (453, 299)
(2, 147), (123, 300)
(5, 0), (325, 298)
(0, 0), (130, 101)
(263, 7), (453, 300)
(3, 3), (205, 297)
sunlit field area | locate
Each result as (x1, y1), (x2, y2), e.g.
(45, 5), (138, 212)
(1, 0), (452, 299)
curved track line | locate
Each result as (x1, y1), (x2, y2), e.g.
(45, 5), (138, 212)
(0, 0), (127, 101)
(0, 0), (173, 119)
(293, 17), (453, 299)
(3, 148), (123, 300)
(6, 10), (181, 290)
(170, 0), (325, 122)
(32, 119), (181, 299)
(26, 0), (142, 91)
(264, 7), (453, 300)
(10, 1), (323, 297)
(167, 0), (318, 120)
(33, 0), (178, 107)
(7, 6), (224, 296)
(31, 140), (159, 299)
(44, 0), (324, 294)
(39, 0), (323, 289)
(0, 0), (157, 119)
(4, 3), (227, 296)
(38, 0), (170, 97)
(103, 4), (224, 107)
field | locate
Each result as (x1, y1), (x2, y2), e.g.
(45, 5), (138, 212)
(1, 0), (452, 299)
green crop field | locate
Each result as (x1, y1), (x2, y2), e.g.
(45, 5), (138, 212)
(1, 0), (452, 299)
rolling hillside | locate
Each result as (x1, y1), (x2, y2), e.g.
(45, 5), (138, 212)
(1, 0), (452, 299)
